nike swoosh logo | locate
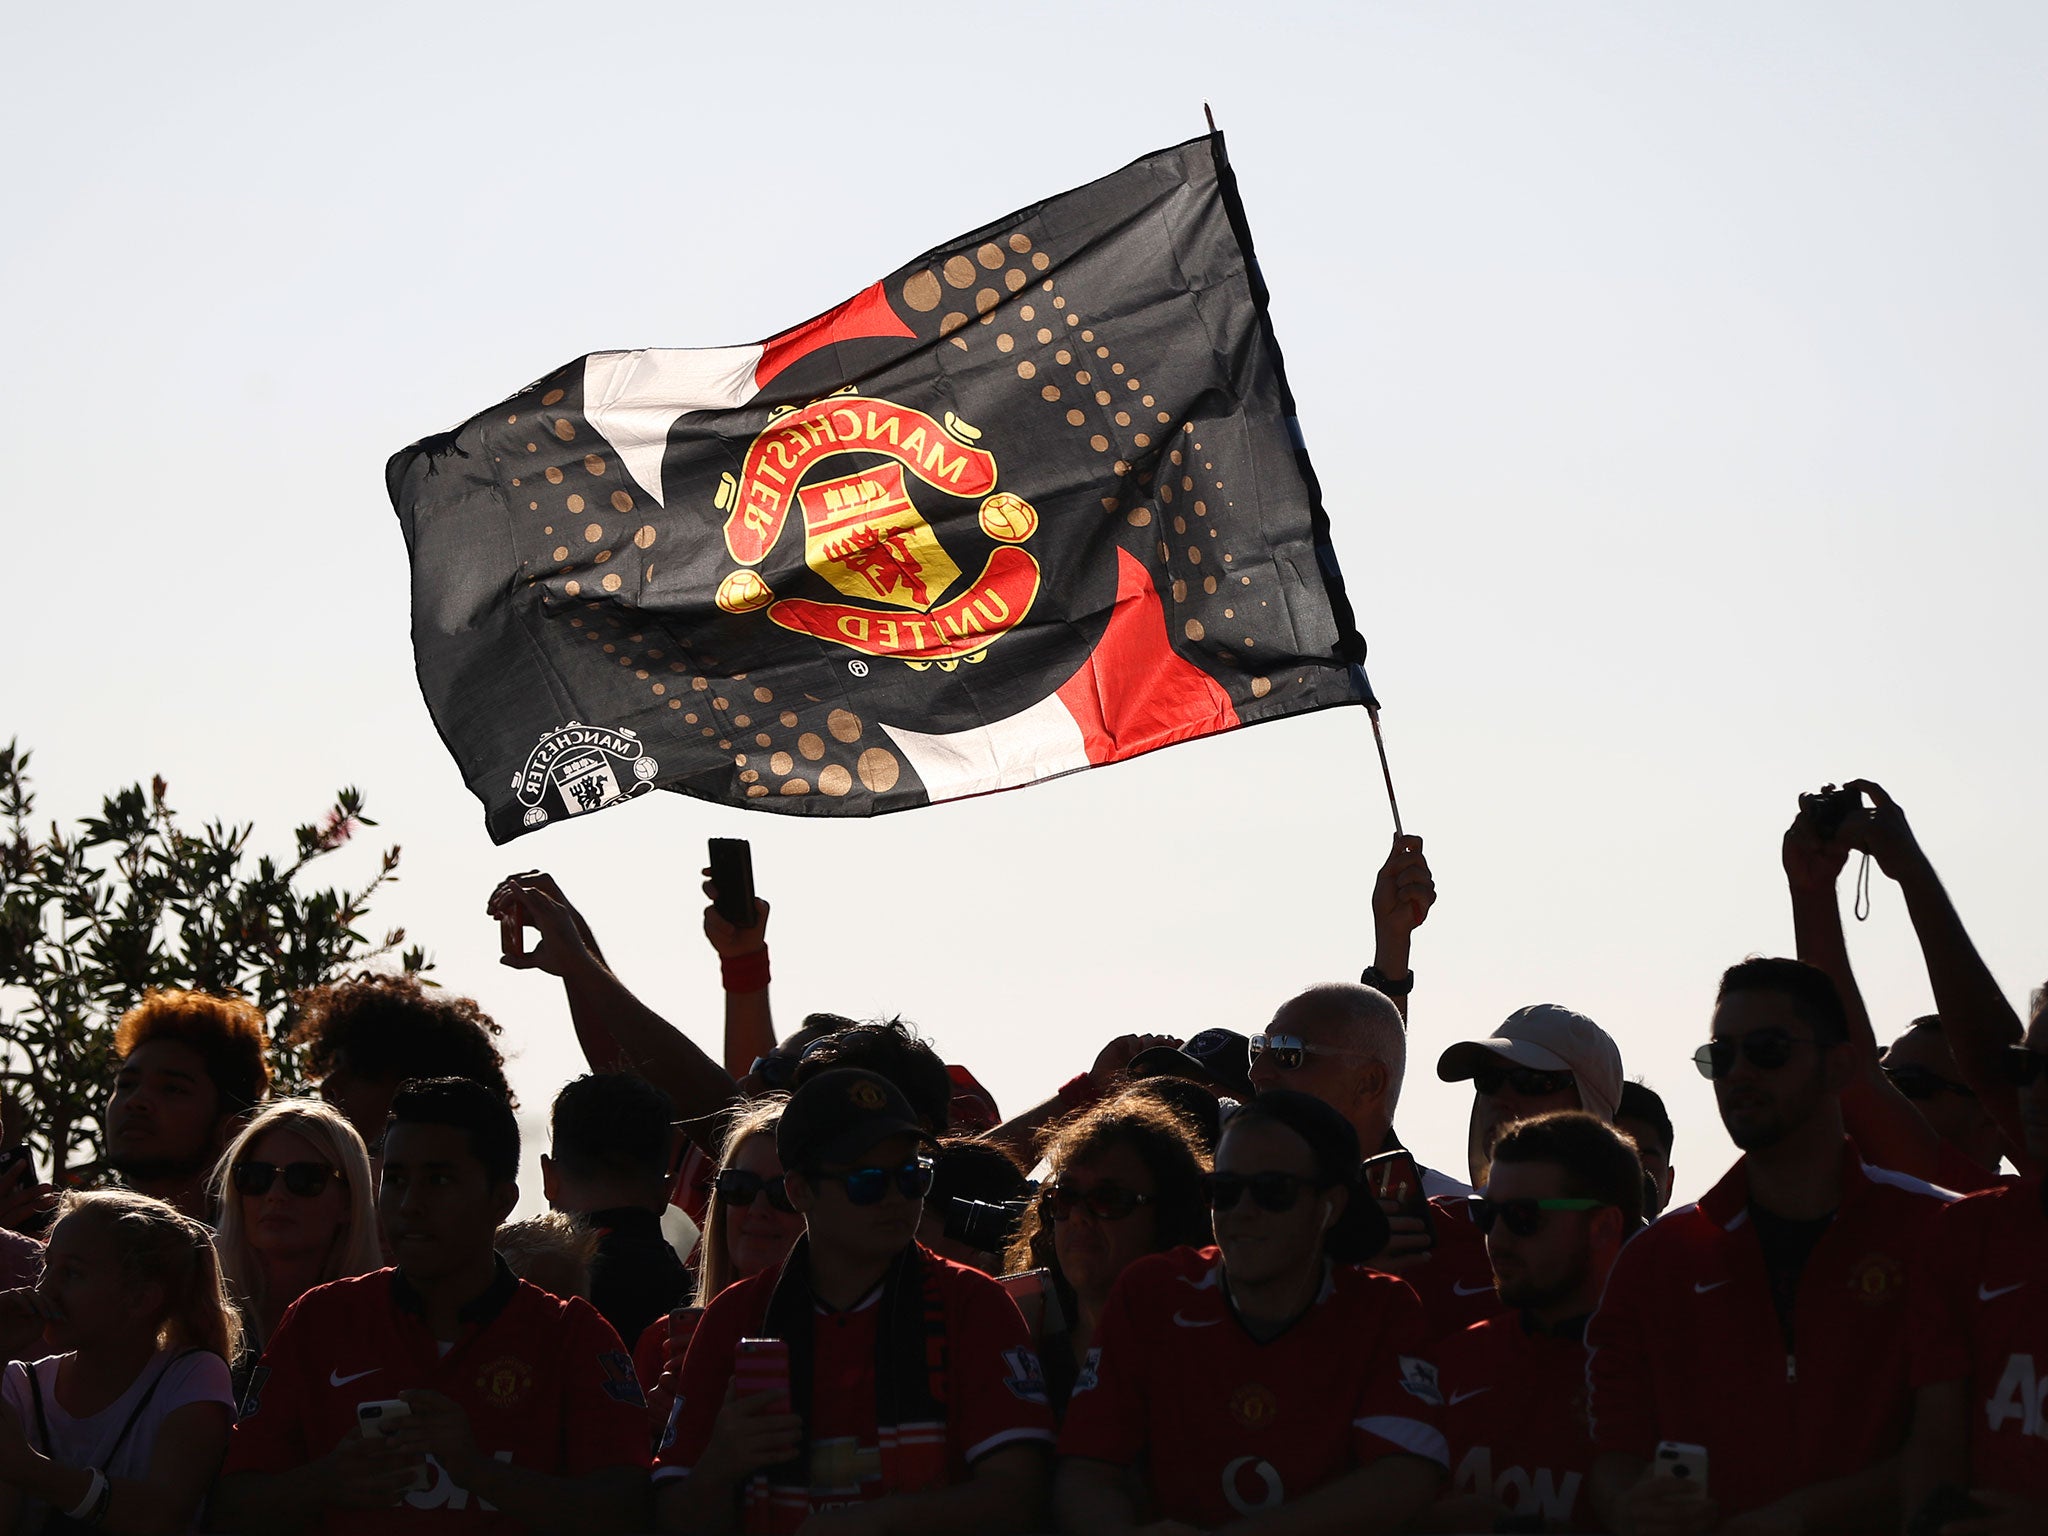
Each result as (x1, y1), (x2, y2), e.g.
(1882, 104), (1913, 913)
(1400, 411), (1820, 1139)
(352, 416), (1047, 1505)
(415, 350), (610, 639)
(1693, 1280), (1728, 1295)
(1979, 1282), (2025, 1302)
(329, 1368), (380, 1387)
(1172, 1311), (1221, 1328)
(1449, 1388), (1491, 1406)
(1451, 1281), (1494, 1296)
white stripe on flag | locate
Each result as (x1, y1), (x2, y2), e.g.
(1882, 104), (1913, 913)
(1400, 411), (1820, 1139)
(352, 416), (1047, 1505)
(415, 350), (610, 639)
(581, 345), (765, 506)
(883, 691), (1091, 803)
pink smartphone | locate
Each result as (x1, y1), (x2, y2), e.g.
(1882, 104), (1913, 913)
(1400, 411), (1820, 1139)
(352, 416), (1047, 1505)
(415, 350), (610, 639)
(734, 1337), (791, 1413)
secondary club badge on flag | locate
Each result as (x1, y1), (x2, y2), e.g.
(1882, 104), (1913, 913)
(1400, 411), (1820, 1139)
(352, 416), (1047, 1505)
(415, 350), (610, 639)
(391, 131), (1375, 841)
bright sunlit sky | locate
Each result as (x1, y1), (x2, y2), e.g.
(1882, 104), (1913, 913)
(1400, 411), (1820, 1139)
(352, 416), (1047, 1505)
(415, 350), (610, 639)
(8, 3), (2045, 1214)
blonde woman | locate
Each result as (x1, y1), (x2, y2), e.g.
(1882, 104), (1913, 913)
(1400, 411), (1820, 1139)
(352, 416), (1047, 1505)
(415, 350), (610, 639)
(636, 1098), (803, 1426)
(209, 1100), (380, 1391)
(0, 1191), (238, 1533)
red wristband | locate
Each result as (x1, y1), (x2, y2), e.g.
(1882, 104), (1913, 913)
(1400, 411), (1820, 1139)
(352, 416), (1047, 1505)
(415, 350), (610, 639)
(720, 948), (771, 993)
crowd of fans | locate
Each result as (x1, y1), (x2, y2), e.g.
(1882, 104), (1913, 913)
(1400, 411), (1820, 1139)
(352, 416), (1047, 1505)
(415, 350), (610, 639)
(0, 779), (2040, 1534)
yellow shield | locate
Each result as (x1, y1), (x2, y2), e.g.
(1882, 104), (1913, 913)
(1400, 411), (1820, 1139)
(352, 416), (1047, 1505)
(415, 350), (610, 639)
(797, 462), (961, 612)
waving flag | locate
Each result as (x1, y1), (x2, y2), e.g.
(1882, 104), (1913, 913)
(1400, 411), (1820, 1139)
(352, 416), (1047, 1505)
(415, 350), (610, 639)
(391, 132), (1373, 841)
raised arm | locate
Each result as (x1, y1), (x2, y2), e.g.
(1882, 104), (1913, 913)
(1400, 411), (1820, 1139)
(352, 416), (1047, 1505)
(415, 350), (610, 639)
(699, 869), (776, 1078)
(1782, 799), (1944, 1179)
(1846, 780), (2036, 1174)
(987, 1034), (1180, 1163)
(488, 873), (740, 1136)
(1366, 835), (1433, 1024)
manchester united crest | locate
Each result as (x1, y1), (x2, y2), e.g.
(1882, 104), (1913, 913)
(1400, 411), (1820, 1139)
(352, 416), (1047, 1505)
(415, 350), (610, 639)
(476, 1354), (534, 1409)
(1848, 1252), (1905, 1305)
(714, 392), (1041, 670)
(1228, 1382), (1280, 1431)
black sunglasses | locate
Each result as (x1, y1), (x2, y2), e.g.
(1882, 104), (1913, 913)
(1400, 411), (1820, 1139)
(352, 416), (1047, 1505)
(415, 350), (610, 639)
(1469, 1195), (1609, 1237)
(232, 1160), (345, 1198)
(712, 1168), (796, 1214)
(2005, 1045), (2048, 1088)
(1694, 1027), (1816, 1080)
(1882, 1063), (1977, 1101)
(812, 1157), (935, 1207)
(1202, 1170), (1324, 1213)
(1471, 1063), (1578, 1099)
(1040, 1180), (1155, 1223)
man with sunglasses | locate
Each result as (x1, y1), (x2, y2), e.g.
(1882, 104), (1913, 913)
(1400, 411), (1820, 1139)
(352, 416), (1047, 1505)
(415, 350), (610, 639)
(1587, 959), (1953, 1536)
(216, 1077), (652, 1534)
(1882, 1018), (2009, 1183)
(656, 1069), (1054, 1535)
(1901, 999), (2048, 1532)
(1422, 1112), (1642, 1535)
(1403, 1005), (1626, 1341)
(1056, 1090), (1443, 1535)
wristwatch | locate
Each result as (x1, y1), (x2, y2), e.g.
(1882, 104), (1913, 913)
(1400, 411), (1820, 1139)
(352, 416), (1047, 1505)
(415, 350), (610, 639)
(1359, 963), (1414, 998)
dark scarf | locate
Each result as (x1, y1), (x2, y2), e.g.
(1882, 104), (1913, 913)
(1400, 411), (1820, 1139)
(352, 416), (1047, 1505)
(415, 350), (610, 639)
(749, 1238), (950, 1533)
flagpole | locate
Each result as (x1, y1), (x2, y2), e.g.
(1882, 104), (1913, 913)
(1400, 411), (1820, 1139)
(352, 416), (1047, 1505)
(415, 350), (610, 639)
(1367, 706), (1404, 837)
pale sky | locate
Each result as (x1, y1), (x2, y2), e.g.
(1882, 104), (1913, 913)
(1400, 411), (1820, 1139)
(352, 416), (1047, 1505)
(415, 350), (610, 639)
(7, 2), (2044, 1213)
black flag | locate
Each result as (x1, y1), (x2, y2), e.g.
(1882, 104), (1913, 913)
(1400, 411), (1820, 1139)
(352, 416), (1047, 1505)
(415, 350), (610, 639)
(391, 133), (1373, 841)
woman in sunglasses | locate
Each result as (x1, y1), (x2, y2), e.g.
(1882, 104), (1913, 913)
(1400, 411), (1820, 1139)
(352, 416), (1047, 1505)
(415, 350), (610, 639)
(1005, 1093), (1211, 1413)
(640, 1097), (809, 1431)
(1056, 1090), (1437, 1536)
(208, 1100), (379, 1398)
(693, 1097), (806, 1308)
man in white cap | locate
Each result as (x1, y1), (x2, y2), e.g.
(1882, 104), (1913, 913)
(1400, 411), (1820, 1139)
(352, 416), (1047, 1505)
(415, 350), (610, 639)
(1438, 1004), (1626, 1191)
(1400, 1007), (1627, 1340)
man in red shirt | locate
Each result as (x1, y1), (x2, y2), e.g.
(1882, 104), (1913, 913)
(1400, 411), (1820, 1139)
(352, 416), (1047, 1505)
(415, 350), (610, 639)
(1421, 1112), (1643, 1535)
(655, 1068), (1053, 1535)
(213, 1077), (651, 1534)
(1411, 1004), (1627, 1341)
(1055, 1089), (1442, 1534)
(1587, 958), (1953, 1535)
(1902, 995), (2048, 1531)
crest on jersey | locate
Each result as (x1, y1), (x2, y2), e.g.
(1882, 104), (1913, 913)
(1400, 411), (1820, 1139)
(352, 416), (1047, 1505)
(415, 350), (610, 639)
(1229, 1382), (1280, 1430)
(1849, 1252), (1905, 1306)
(477, 1354), (535, 1409)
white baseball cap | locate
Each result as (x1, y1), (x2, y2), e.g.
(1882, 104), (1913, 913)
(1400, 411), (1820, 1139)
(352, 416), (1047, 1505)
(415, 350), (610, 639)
(1436, 1004), (1625, 1125)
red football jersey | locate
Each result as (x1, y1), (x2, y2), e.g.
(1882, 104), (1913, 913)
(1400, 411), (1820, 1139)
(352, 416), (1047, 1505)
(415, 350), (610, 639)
(1587, 1145), (1950, 1519)
(1057, 1245), (1446, 1528)
(224, 1263), (650, 1533)
(655, 1246), (1054, 1523)
(1430, 1313), (1597, 1533)
(1908, 1178), (2048, 1499)
(1403, 1197), (1501, 1340)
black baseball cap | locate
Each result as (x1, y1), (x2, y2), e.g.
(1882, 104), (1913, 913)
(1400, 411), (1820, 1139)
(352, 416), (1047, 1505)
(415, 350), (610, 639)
(1130, 1028), (1256, 1101)
(778, 1068), (934, 1171)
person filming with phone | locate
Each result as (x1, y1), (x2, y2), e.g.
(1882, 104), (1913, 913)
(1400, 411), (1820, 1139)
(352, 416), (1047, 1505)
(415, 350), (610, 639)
(212, 1077), (651, 1534)
(653, 1068), (1055, 1536)
(1587, 959), (1952, 1536)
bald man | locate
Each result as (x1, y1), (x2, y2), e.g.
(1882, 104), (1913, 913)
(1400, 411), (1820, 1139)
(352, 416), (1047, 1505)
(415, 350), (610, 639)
(1249, 982), (1467, 1199)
